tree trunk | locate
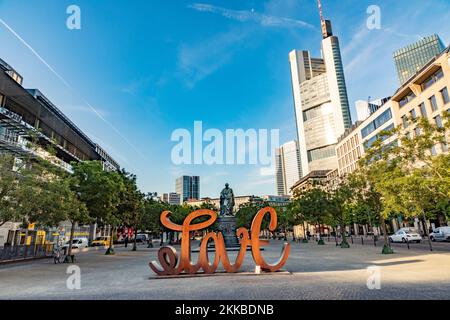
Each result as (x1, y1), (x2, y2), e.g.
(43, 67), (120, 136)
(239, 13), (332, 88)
(422, 210), (433, 251)
(340, 224), (349, 248)
(302, 222), (306, 240)
(380, 217), (389, 247)
(105, 226), (115, 255)
(132, 225), (138, 251)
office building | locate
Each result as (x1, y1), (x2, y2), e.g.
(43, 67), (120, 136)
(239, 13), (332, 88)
(176, 176), (200, 202)
(275, 141), (302, 196)
(0, 57), (120, 246)
(162, 193), (182, 206)
(355, 97), (391, 122)
(336, 100), (395, 176)
(289, 2), (352, 177)
(394, 34), (445, 85)
(335, 46), (450, 177)
(0, 58), (119, 173)
(392, 46), (450, 154)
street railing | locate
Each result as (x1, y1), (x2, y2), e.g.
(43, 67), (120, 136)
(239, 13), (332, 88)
(0, 244), (54, 262)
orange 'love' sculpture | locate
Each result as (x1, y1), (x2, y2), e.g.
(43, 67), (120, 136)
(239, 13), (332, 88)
(149, 207), (291, 276)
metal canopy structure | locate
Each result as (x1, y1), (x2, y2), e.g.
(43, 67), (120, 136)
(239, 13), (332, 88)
(0, 70), (99, 164)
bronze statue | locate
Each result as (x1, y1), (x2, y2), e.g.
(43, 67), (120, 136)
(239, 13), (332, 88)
(219, 183), (235, 216)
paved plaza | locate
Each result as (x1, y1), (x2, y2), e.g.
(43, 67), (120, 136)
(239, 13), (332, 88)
(1, 239), (450, 300)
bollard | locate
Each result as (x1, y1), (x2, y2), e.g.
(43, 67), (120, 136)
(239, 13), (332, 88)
(361, 237), (364, 246)
(406, 239), (410, 250)
(351, 236), (354, 244)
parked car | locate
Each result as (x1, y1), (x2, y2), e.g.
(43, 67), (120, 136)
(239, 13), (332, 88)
(430, 227), (450, 242)
(91, 236), (111, 247)
(135, 234), (148, 243)
(273, 232), (286, 240)
(62, 238), (88, 250)
(389, 228), (422, 243)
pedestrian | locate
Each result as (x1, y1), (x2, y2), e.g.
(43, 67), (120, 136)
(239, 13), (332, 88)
(124, 235), (129, 248)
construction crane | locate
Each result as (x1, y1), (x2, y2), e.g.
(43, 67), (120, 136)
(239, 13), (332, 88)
(317, 0), (325, 23)
(317, 0), (332, 39)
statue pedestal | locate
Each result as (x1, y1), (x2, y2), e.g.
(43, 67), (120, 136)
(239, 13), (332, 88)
(218, 215), (240, 248)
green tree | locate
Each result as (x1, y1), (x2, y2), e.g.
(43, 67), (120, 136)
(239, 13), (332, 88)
(0, 155), (22, 227)
(295, 187), (329, 245)
(357, 112), (450, 252)
(70, 161), (125, 255)
(325, 180), (354, 248)
(117, 169), (144, 251)
(287, 199), (308, 242)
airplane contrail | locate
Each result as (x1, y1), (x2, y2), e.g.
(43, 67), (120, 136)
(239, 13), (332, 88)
(0, 17), (147, 163)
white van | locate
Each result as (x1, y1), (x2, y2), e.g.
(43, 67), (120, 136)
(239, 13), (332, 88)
(430, 227), (450, 242)
(62, 238), (89, 249)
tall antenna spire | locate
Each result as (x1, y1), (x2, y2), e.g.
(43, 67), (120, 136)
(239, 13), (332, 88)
(317, 0), (324, 23)
(317, 0), (332, 39)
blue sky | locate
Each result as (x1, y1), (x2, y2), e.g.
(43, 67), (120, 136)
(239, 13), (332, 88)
(1, 0), (449, 198)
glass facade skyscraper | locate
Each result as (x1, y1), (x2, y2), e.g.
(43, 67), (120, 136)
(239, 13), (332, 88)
(289, 16), (352, 177)
(394, 34), (445, 85)
(176, 176), (200, 202)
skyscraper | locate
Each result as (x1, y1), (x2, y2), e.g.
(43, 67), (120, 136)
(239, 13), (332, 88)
(394, 34), (445, 85)
(289, 1), (352, 177)
(275, 141), (302, 196)
(176, 176), (200, 202)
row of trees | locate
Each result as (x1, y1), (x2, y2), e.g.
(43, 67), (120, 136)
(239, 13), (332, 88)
(0, 150), (226, 258)
(287, 112), (450, 253)
(0, 151), (165, 257)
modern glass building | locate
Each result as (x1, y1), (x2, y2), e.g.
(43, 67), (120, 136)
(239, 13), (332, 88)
(394, 34), (445, 85)
(176, 176), (200, 202)
(289, 12), (352, 177)
(275, 141), (302, 196)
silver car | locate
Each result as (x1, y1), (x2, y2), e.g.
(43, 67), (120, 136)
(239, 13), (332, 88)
(389, 228), (422, 243)
(430, 227), (450, 242)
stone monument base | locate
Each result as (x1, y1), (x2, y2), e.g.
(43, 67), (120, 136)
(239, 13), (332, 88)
(218, 215), (240, 249)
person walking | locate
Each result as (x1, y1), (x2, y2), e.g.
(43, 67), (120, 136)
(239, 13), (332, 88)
(124, 235), (129, 248)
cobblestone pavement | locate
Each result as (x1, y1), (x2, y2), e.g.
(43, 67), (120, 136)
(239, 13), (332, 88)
(1, 240), (449, 300)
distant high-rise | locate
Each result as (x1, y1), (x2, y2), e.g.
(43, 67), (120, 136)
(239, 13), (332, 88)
(394, 34), (445, 85)
(289, 1), (352, 177)
(355, 97), (391, 122)
(275, 141), (302, 196)
(176, 176), (200, 202)
(162, 193), (181, 206)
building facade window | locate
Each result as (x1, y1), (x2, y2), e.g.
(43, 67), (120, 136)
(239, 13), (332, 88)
(399, 91), (416, 107)
(430, 95), (438, 111)
(441, 87), (450, 105)
(421, 68), (444, 91)
(431, 145), (437, 156)
(415, 127), (421, 136)
(410, 109), (417, 119)
(0, 93), (4, 107)
(361, 109), (393, 138)
(307, 145), (336, 162)
(434, 115), (443, 128)
(402, 116), (409, 129)
(419, 102), (427, 117)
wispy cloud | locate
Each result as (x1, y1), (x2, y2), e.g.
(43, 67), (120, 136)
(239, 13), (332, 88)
(188, 3), (314, 30)
(120, 77), (151, 95)
(178, 27), (250, 88)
